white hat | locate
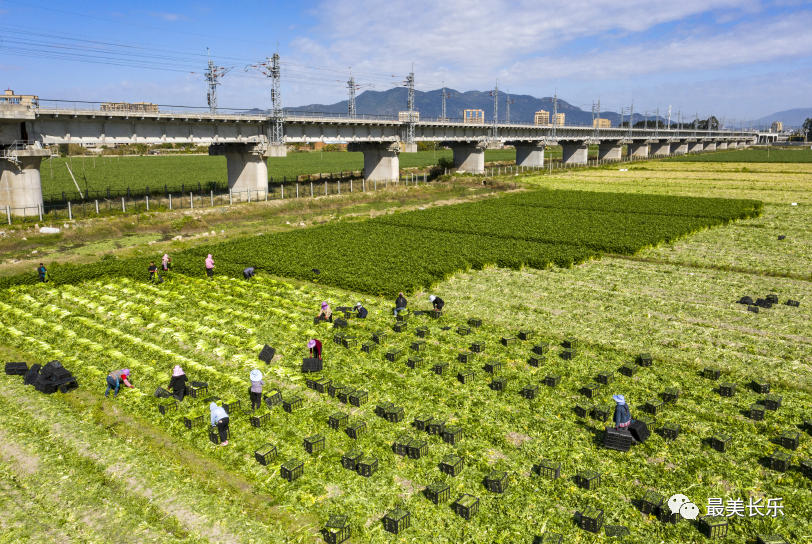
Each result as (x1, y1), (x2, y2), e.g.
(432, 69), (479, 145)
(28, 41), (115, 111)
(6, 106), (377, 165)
(612, 394), (626, 405)
(250, 369), (263, 381)
(429, 295), (436, 302)
(355, 302), (362, 308)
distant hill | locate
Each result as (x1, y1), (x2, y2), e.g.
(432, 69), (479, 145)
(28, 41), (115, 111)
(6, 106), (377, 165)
(250, 87), (657, 126)
(749, 108), (812, 129)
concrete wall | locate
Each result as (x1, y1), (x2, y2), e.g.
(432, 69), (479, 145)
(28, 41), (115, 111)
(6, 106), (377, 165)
(348, 142), (400, 180)
(0, 150), (49, 213)
(649, 142), (670, 156)
(561, 142), (588, 164)
(598, 142), (622, 160)
(688, 141), (704, 153)
(627, 142), (649, 157)
(449, 142), (486, 173)
(704, 142), (717, 152)
(670, 141), (689, 154)
(513, 143), (545, 167)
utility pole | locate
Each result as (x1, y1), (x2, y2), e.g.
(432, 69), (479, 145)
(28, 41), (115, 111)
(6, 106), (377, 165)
(404, 64), (416, 144)
(543, 91), (559, 139)
(348, 71), (356, 118)
(489, 80), (499, 141)
(202, 48), (233, 114)
(627, 101), (634, 137)
(505, 90), (514, 124)
(270, 52), (283, 146)
(667, 105), (672, 129)
(592, 99), (601, 138)
(441, 82), (446, 122)
(654, 107), (659, 138)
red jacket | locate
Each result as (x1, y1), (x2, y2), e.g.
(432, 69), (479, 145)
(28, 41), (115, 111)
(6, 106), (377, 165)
(310, 340), (323, 359)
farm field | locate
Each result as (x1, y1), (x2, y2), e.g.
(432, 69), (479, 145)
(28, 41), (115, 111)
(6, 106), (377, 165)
(0, 159), (810, 543)
(667, 148), (812, 163)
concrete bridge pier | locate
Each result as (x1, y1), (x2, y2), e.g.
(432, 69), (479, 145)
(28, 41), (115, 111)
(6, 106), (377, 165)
(348, 142), (401, 180)
(444, 141), (487, 173)
(209, 143), (276, 193)
(649, 141), (670, 156)
(560, 141), (589, 165)
(688, 141), (704, 153)
(511, 141), (545, 167)
(670, 141), (689, 154)
(627, 142), (649, 157)
(597, 141), (623, 161)
(704, 141), (717, 152)
(716, 141), (728, 150)
(0, 148), (51, 214)
(727, 141), (738, 149)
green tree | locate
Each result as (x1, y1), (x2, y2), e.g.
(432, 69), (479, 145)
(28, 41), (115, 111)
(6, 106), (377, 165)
(803, 118), (812, 140)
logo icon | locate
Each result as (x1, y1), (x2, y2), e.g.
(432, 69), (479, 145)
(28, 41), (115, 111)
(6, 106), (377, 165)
(668, 494), (699, 520)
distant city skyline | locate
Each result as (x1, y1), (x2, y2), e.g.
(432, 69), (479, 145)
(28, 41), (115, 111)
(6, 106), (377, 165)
(2, 0), (811, 123)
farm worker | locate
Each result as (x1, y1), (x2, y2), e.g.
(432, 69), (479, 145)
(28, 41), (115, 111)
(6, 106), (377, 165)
(205, 254), (214, 278)
(612, 394), (632, 430)
(161, 253), (171, 272)
(243, 267), (256, 280)
(105, 368), (134, 398)
(37, 263), (47, 283)
(355, 302), (368, 319)
(148, 261), (158, 283)
(168, 365), (188, 401)
(429, 295), (445, 311)
(394, 292), (408, 316)
(317, 301), (333, 322)
(249, 369), (264, 410)
(307, 339), (323, 359)
(210, 402), (229, 446)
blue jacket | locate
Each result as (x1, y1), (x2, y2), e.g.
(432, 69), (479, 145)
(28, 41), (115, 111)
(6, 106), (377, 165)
(210, 403), (228, 426)
(613, 403), (631, 426)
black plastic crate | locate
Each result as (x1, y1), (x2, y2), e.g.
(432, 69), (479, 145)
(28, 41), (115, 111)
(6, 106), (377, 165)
(453, 494), (479, 520)
(427, 420), (446, 436)
(414, 415), (434, 431)
(470, 341), (485, 353)
(360, 341), (376, 353)
(209, 427), (229, 445)
(518, 330), (535, 341)
(640, 490), (664, 514)
(779, 430), (800, 450)
(184, 414), (204, 430)
(467, 318), (482, 328)
(382, 508), (410, 535)
(406, 356), (424, 369)
(538, 459), (560, 479)
(457, 326), (471, 336)
(425, 481), (451, 505)
(338, 387), (355, 404)
(802, 459), (812, 479)
(348, 390), (367, 407)
(346, 421), (366, 440)
(637, 353), (653, 367)
(372, 331), (387, 344)
(341, 336), (357, 349)
(656, 506), (680, 524)
(545, 374), (561, 387)
(329, 412), (349, 430)
(250, 413), (271, 428)
(785, 299), (800, 307)
(392, 435), (412, 456)
(385, 349), (403, 362)
(575, 402), (594, 418)
(314, 378), (332, 394)
(539, 532), (562, 544)
(805, 418), (812, 433)
(428, 309), (443, 319)
(597, 371), (614, 385)
(711, 433), (732, 452)
(458, 351), (474, 364)
(254, 443), (277, 466)
(333, 332), (346, 346)
(4, 362), (28, 376)
(415, 326), (430, 338)
(333, 318), (348, 329)
(501, 336), (516, 346)
(314, 316), (328, 325)
(410, 340), (427, 352)
(592, 404), (612, 422)
(699, 516), (728, 539)
(440, 454), (463, 476)
(620, 363), (638, 377)
(765, 394), (782, 410)
(324, 515), (351, 544)
(442, 426), (463, 445)
(304, 434), (325, 454)
(432, 362), (448, 375)
(719, 382), (736, 397)
(582, 383), (600, 399)
(605, 525), (630, 538)
(521, 384), (539, 400)
(752, 381), (771, 394)
(661, 422), (680, 440)
(395, 310), (410, 322)
(327, 383), (344, 398)
(756, 298), (772, 309)
(750, 404), (766, 421)
(756, 535), (790, 544)
(704, 367), (721, 380)
(485, 470), (508, 493)
(457, 369), (474, 384)
(158, 400), (178, 415)
(770, 451), (792, 472)
(663, 387), (680, 403)
(222, 399), (241, 415)
(202, 396), (222, 404)
(748, 305), (760, 313)
(579, 506), (604, 534)
(604, 427), (632, 452)
(490, 377), (508, 392)
(264, 389), (283, 407)
(646, 398), (664, 415)
(407, 440), (428, 459)
(281, 459), (304, 482)
(577, 470), (601, 490)
(282, 396), (303, 413)
(528, 355), (546, 367)
(375, 401), (393, 417)
(766, 294), (779, 304)
(342, 448), (364, 470)
(385, 406), (404, 423)
(485, 361), (502, 374)
(561, 349), (577, 360)
(533, 343), (550, 355)
(563, 338), (578, 349)
(356, 456), (378, 477)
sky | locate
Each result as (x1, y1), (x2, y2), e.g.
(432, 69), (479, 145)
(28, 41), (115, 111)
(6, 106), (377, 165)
(1, 0), (810, 125)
